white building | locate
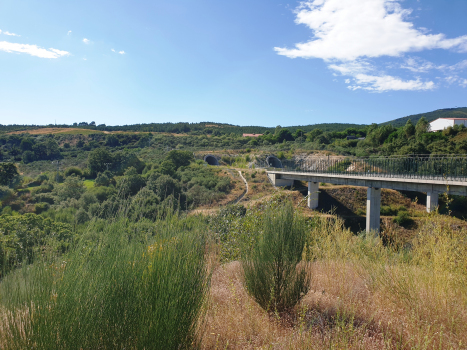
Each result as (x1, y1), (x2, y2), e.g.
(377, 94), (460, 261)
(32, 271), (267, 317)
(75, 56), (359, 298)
(429, 118), (467, 132)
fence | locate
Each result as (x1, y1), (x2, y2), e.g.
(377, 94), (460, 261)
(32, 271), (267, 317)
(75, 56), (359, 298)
(259, 155), (467, 182)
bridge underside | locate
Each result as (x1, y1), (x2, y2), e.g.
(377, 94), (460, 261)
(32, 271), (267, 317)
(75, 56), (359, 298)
(268, 171), (467, 234)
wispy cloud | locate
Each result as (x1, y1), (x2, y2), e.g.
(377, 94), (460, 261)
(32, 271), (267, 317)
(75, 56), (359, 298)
(0, 29), (20, 37)
(275, 0), (467, 91)
(82, 38), (90, 44)
(67, 30), (72, 35)
(348, 74), (435, 92)
(111, 48), (126, 55)
(0, 41), (70, 58)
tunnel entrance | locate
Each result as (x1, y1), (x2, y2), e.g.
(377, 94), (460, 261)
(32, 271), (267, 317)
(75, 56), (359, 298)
(204, 155), (219, 166)
(266, 156), (283, 168)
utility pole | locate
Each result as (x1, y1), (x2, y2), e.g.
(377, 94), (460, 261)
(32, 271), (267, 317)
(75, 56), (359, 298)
(104, 162), (112, 171)
(52, 160), (62, 182)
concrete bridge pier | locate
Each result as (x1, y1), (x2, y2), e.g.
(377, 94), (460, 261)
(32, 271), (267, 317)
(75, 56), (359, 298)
(366, 187), (381, 234)
(426, 192), (439, 213)
(307, 181), (319, 209)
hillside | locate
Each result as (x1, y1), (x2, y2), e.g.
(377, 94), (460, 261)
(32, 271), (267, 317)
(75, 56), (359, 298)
(380, 107), (467, 127)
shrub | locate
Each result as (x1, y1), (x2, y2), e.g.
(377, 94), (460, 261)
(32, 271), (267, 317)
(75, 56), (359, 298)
(32, 193), (55, 204)
(243, 202), (309, 312)
(0, 186), (14, 201)
(64, 167), (83, 178)
(34, 202), (50, 214)
(1, 215), (210, 349)
(54, 175), (85, 202)
(89, 186), (116, 202)
(75, 208), (90, 224)
(393, 210), (413, 228)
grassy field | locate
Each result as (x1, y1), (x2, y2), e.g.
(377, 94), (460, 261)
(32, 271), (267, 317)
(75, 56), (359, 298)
(83, 179), (95, 189)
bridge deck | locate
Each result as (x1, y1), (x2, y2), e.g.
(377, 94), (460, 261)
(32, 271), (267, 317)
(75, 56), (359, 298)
(267, 170), (467, 196)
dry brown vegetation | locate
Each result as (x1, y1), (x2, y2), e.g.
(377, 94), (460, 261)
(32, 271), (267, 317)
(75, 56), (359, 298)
(201, 215), (467, 350)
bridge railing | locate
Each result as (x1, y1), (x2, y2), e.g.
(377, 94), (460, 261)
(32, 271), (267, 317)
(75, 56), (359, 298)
(262, 155), (467, 182)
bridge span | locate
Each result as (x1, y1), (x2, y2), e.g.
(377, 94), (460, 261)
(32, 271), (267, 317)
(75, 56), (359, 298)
(265, 155), (467, 234)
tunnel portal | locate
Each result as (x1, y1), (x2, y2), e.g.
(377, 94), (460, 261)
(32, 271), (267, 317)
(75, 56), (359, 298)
(204, 155), (219, 166)
(266, 156), (283, 168)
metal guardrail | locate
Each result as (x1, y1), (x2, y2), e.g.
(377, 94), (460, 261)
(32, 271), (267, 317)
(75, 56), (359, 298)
(260, 155), (467, 182)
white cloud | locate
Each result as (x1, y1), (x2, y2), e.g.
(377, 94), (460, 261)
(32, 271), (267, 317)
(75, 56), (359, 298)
(111, 48), (116, 52)
(401, 57), (437, 72)
(3, 31), (20, 37)
(345, 79), (350, 84)
(83, 38), (90, 44)
(275, 0), (467, 92)
(460, 79), (467, 88)
(118, 50), (125, 55)
(351, 74), (435, 92)
(0, 41), (70, 58)
(446, 60), (467, 72)
(275, 0), (467, 61)
(0, 29), (20, 37)
(67, 30), (72, 35)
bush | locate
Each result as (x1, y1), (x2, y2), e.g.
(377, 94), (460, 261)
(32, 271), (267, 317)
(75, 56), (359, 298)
(243, 202), (309, 312)
(34, 202), (50, 214)
(393, 210), (413, 228)
(89, 186), (116, 202)
(1, 215), (210, 349)
(0, 186), (14, 201)
(64, 167), (83, 178)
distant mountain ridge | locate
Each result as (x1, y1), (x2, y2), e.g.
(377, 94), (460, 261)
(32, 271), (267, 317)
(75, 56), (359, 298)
(380, 107), (467, 128)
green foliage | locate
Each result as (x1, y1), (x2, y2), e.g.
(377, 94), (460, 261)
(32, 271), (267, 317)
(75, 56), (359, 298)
(129, 187), (161, 221)
(64, 167), (83, 177)
(53, 175), (85, 201)
(404, 119), (416, 139)
(0, 186), (14, 202)
(116, 167), (146, 197)
(393, 210), (414, 228)
(94, 170), (114, 187)
(0, 163), (20, 187)
(89, 186), (116, 202)
(0, 213), (73, 277)
(165, 150), (193, 169)
(88, 147), (113, 176)
(243, 202), (309, 312)
(0, 214), (210, 349)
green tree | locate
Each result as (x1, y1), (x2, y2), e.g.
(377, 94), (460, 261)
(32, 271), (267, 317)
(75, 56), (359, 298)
(20, 138), (34, 151)
(306, 129), (323, 142)
(88, 148), (113, 176)
(0, 163), (20, 187)
(165, 150), (193, 169)
(54, 175), (86, 201)
(415, 117), (429, 140)
(404, 119), (416, 139)
(116, 167), (146, 196)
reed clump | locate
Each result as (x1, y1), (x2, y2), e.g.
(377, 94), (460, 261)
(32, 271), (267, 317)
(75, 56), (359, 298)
(0, 213), (210, 350)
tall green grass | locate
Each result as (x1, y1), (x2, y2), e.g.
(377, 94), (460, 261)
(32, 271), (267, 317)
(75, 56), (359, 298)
(242, 202), (309, 312)
(0, 212), (210, 349)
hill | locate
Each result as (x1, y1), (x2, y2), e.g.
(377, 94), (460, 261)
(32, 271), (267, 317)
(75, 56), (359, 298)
(380, 107), (467, 127)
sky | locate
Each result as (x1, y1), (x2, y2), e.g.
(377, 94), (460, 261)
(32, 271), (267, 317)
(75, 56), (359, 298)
(0, 0), (466, 127)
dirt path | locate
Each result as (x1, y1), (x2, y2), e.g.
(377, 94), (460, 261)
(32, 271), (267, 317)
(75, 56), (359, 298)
(234, 171), (248, 204)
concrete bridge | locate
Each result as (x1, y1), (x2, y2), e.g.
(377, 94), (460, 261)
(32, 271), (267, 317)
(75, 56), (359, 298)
(265, 155), (467, 234)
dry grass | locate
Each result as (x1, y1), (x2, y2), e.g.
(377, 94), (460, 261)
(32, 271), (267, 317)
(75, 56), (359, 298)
(8, 128), (103, 135)
(202, 214), (467, 350)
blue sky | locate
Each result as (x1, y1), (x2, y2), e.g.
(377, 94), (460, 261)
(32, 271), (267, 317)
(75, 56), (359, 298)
(0, 0), (466, 127)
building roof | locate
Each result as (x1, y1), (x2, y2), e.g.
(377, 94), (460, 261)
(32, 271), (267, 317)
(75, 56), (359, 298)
(242, 133), (263, 137)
